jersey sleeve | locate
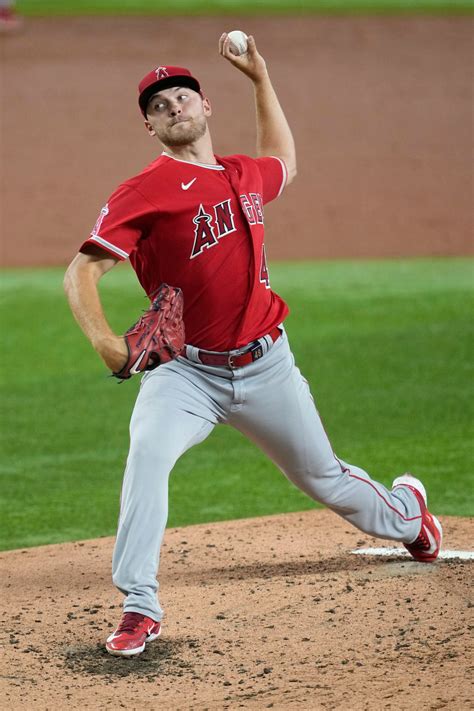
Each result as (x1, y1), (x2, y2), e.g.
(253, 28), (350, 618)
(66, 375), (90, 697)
(80, 185), (155, 260)
(254, 156), (288, 205)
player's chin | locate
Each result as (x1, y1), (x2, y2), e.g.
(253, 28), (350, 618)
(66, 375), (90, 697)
(165, 125), (203, 147)
(165, 135), (195, 147)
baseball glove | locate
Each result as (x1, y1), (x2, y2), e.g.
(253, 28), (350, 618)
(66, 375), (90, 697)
(113, 284), (185, 381)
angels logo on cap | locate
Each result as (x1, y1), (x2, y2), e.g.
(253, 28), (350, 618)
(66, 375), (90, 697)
(155, 67), (169, 81)
(138, 65), (202, 117)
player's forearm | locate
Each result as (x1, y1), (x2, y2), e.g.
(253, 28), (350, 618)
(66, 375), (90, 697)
(254, 74), (296, 183)
(219, 32), (296, 181)
(64, 254), (127, 370)
(64, 258), (114, 347)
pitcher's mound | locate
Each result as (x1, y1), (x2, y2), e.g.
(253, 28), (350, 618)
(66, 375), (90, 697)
(1, 510), (472, 709)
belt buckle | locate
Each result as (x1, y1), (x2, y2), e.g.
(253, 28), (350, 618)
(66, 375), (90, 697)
(228, 346), (244, 368)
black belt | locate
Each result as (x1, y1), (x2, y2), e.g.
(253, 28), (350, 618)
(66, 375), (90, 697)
(184, 327), (282, 368)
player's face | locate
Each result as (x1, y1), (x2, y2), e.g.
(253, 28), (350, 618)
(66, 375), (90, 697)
(144, 86), (212, 147)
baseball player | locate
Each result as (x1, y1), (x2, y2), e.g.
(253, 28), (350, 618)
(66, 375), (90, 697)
(64, 34), (442, 657)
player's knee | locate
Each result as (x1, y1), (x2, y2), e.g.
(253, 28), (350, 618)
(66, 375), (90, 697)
(317, 482), (348, 508)
(127, 449), (174, 481)
(127, 429), (175, 473)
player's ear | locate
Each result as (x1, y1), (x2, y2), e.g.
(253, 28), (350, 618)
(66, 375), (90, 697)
(144, 120), (156, 137)
(202, 96), (212, 117)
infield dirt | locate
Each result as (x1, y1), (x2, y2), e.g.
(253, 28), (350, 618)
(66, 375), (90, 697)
(1, 510), (473, 710)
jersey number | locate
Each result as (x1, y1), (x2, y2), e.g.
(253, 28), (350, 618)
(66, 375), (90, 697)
(260, 245), (270, 289)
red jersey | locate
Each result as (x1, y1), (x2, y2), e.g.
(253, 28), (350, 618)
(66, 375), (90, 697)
(81, 152), (289, 350)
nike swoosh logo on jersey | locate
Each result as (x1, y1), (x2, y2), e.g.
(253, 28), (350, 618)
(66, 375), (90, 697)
(129, 349), (147, 375)
(181, 178), (197, 190)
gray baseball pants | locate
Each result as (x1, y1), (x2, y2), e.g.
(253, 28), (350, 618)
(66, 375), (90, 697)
(112, 329), (422, 621)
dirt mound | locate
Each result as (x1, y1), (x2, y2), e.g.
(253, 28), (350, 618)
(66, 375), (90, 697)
(1, 510), (472, 709)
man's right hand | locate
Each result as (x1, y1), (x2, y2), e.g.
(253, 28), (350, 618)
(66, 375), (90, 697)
(218, 33), (268, 85)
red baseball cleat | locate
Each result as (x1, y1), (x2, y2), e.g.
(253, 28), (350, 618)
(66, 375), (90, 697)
(392, 474), (442, 563)
(106, 612), (161, 656)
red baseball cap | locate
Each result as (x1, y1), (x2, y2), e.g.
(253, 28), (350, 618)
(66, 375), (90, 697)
(138, 66), (202, 116)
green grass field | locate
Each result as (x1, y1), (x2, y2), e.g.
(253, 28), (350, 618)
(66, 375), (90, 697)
(1, 258), (473, 552)
(17, 0), (474, 16)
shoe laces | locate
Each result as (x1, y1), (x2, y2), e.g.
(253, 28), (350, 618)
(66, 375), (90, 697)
(116, 612), (147, 634)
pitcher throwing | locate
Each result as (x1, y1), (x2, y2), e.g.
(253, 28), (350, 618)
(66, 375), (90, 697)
(64, 33), (442, 657)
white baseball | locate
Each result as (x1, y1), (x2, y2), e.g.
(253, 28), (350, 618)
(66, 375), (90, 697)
(227, 30), (248, 56)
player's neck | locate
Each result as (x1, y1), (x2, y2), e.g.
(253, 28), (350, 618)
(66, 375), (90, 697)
(162, 133), (217, 166)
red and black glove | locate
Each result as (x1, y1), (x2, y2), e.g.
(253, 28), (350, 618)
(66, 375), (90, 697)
(113, 284), (185, 381)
